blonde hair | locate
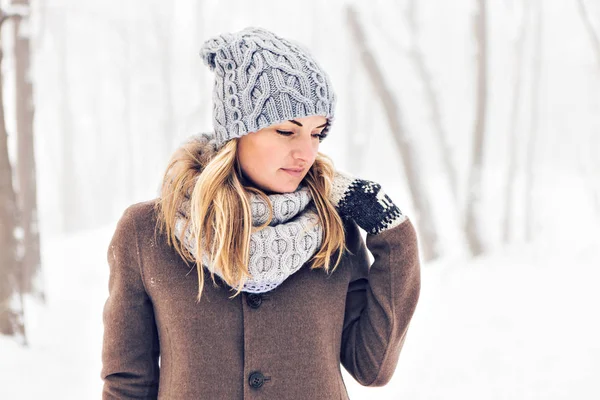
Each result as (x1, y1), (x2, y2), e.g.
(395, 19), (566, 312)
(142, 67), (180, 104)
(155, 137), (347, 302)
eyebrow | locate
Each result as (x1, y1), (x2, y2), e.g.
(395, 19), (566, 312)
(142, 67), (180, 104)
(288, 119), (328, 128)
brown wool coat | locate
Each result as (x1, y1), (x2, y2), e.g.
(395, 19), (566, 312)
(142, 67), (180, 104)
(101, 200), (421, 399)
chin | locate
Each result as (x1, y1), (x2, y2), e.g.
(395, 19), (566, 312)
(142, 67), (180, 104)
(251, 173), (304, 194)
(269, 180), (302, 194)
(272, 183), (299, 194)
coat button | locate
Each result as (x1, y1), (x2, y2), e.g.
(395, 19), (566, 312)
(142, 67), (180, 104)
(248, 371), (265, 389)
(246, 293), (263, 309)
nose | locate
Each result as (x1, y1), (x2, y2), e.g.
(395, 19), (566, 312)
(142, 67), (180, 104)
(291, 134), (316, 162)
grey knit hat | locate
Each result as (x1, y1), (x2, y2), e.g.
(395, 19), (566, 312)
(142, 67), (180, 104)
(199, 26), (337, 149)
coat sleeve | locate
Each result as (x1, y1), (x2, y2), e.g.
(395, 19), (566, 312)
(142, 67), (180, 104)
(101, 206), (160, 399)
(340, 217), (421, 387)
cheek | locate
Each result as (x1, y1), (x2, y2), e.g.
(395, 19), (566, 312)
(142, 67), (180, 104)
(240, 142), (282, 173)
(261, 142), (287, 167)
(312, 143), (320, 159)
(306, 143), (319, 164)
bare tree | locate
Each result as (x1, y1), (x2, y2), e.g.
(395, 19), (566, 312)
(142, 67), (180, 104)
(463, 0), (488, 256)
(0, 7), (26, 341)
(195, 0), (208, 126)
(106, 13), (135, 209)
(54, 11), (78, 233)
(576, 0), (600, 70)
(111, 18), (135, 207)
(405, 0), (458, 203)
(151, 1), (176, 161)
(63, 5), (138, 224)
(12, 0), (42, 298)
(591, 131), (600, 218)
(344, 30), (367, 174)
(345, 4), (440, 262)
(503, 0), (529, 243)
(525, 0), (543, 242)
(179, 0), (210, 144)
(575, 1), (600, 219)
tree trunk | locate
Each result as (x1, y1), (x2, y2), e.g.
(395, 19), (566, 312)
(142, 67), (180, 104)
(575, 0), (600, 70)
(575, 1), (600, 219)
(525, 0), (542, 242)
(464, 0), (488, 256)
(405, 0), (458, 203)
(55, 13), (77, 233)
(195, 0), (211, 128)
(345, 4), (440, 262)
(152, 2), (175, 160)
(591, 131), (600, 218)
(345, 32), (366, 174)
(12, 0), (42, 298)
(0, 13), (25, 339)
(121, 26), (134, 205)
(503, 1), (528, 244)
(114, 18), (134, 210)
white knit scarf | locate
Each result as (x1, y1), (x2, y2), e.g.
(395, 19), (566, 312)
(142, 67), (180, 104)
(173, 183), (324, 293)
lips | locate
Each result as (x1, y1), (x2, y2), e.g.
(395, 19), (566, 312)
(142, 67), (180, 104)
(282, 168), (304, 177)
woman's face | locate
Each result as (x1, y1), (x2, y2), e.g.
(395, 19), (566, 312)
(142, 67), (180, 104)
(236, 115), (328, 194)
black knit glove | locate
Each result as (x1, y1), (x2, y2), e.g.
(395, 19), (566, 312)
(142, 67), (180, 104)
(329, 170), (406, 235)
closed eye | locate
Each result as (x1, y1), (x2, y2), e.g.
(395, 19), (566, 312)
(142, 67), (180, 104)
(276, 130), (328, 141)
(276, 130), (294, 136)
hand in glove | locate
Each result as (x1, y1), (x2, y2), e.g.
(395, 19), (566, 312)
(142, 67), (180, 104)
(329, 170), (407, 235)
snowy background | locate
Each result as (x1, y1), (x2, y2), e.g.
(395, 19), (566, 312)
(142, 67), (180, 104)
(1, 0), (599, 398)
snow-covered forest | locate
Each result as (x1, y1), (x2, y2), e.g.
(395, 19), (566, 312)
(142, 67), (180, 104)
(1, 0), (599, 398)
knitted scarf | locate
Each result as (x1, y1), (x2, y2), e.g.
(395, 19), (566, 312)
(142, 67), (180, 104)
(172, 137), (324, 293)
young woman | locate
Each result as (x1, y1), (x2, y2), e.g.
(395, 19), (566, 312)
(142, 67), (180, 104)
(101, 26), (421, 399)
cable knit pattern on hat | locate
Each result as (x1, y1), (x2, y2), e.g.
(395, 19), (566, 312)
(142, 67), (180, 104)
(199, 26), (336, 148)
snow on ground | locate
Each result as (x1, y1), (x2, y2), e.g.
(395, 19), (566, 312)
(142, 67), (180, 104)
(344, 234), (600, 399)
(0, 225), (112, 399)
(1, 219), (599, 399)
